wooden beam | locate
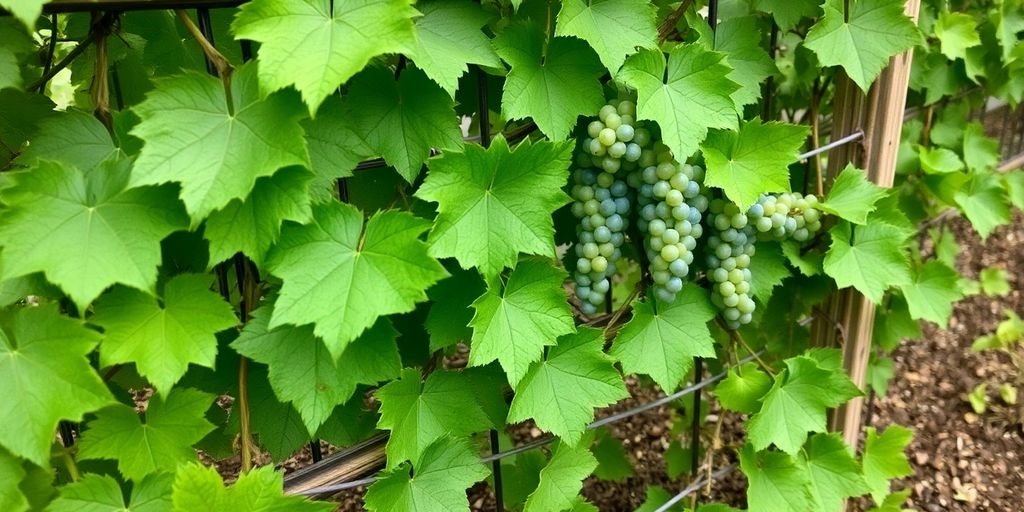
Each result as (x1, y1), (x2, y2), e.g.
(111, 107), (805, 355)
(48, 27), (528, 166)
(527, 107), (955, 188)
(811, 0), (922, 450)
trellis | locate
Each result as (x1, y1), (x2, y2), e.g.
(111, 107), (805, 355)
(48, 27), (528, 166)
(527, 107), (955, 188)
(12, 0), (1024, 509)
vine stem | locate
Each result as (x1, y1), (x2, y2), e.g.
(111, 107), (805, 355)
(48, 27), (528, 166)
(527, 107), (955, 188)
(91, 12), (114, 135)
(656, 0), (694, 43)
(718, 318), (775, 376)
(61, 448), (80, 482)
(174, 9), (234, 113)
(238, 357), (253, 472)
(235, 257), (261, 473)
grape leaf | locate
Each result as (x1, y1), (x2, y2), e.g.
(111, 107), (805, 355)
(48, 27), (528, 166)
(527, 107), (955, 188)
(702, 15), (777, 108)
(935, 11), (981, 61)
(619, 44), (739, 160)
(233, 303), (400, 433)
(203, 167), (314, 267)
(609, 284), (717, 391)
(739, 444), (814, 512)
(91, 274), (238, 393)
(77, 388), (214, 481)
(411, 0), (502, 96)
(508, 327), (628, 445)
(899, 260), (963, 327)
(918, 146), (964, 174)
(821, 165), (888, 224)
(701, 118), (807, 209)
(244, 364), (312, 462)
(962, 123), (1000, 172)
(801, 433), (870, 512)
(0, 89), (56, 165)
(266, 202), (447, 359)
(365, 437), (490, 512)
(749, 242), (790, 300)
(48, 473), (173, 512)
(375, 368), (492, 468)
(747, 356), (860, 454)
(232, 0), (418, 114)
(0, 305), (114, 465)
(0, 447), (27, 512)
(301, 95), (374, 200)
(171, 464), (333, 512)
(954, 171), (1011, 239)
(524, 441), (597, 512)
(862, 426), (913, 502)
(868, 490), (912, 512)
(418, 136), (574, 277)
(873, 295), (920, 351)
(1005, 170), (1024, 210)
(996, 0), (1024, 63)
(591, 428), (633, 481)
(751, 0), (820, 31)
(555, 0), (658, 73)
(493, 23), (605, 140)
(823, 220), (913, 304)
(803, 0), (922, 91)
(716, 362), (772, 414)
(781, 240), (824, 276)
(129, 62), (308, 223)
(468, 259), (576, 386)
(0, 0), (42, 31)
(15, 109), (123, 172)
(0, 159), (187, 311)
(425, 266), (486, 351)
(345, 65), (463, 182)
(980, 267), (1011, 296)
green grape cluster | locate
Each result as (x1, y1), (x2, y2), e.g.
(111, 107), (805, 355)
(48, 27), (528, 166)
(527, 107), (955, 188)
(570, 168), (631, 316)
(706, 199), (757, 330)
(627, 144), (709, 303)
(570, 97), (649, 316)
(746, 191), (824, 242)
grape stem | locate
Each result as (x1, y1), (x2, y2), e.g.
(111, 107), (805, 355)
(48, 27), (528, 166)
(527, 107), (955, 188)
(175, 10), (235, 114)
(656, 0), (694, 43)
(717, 318), (775, 376)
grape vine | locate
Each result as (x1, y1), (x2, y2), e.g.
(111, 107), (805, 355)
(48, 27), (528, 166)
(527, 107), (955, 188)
(0, 0), (1018, 511)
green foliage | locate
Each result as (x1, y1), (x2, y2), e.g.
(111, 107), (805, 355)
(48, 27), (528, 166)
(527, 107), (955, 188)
(130, 63), (309, 224)
(619, 44), (739, 160)
(0, 159), (187, 311)
(493, 23), (606, 140)
(508, 328), (628, 445)
(701, 118), (807, 209)
(862, 427), (914, 503)
(418, 137), (575, 277)
(0, 305), (113, 465)
(91, 274), (237, 393)
(609, 284), (716, 391)
(365, 437), (490, 512)
(48, 473), (172, 512)
(376, 368), (491, 469)
(77, 388), (215, 481)
(266, 203), (447, 359)
(171, 463), (333, 511)
(524, 441), (596, 512)
(747, 356), (860, 455)
(821, 166), (888, 224)
(803, 0), (921, 90)
(0, 0), (1005, 508)
(468, 259), (575, 385)
(232, 0), (418, 114)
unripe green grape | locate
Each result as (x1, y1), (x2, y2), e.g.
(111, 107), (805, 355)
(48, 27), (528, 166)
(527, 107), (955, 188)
(588, 121), (604, 138)
(608, 141), (627, 158)
(605, 113), (622, 130)
(598, 128), (617, 146)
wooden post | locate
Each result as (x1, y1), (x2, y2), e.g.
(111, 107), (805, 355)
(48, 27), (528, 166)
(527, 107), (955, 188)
(811, 0), (922, 449)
